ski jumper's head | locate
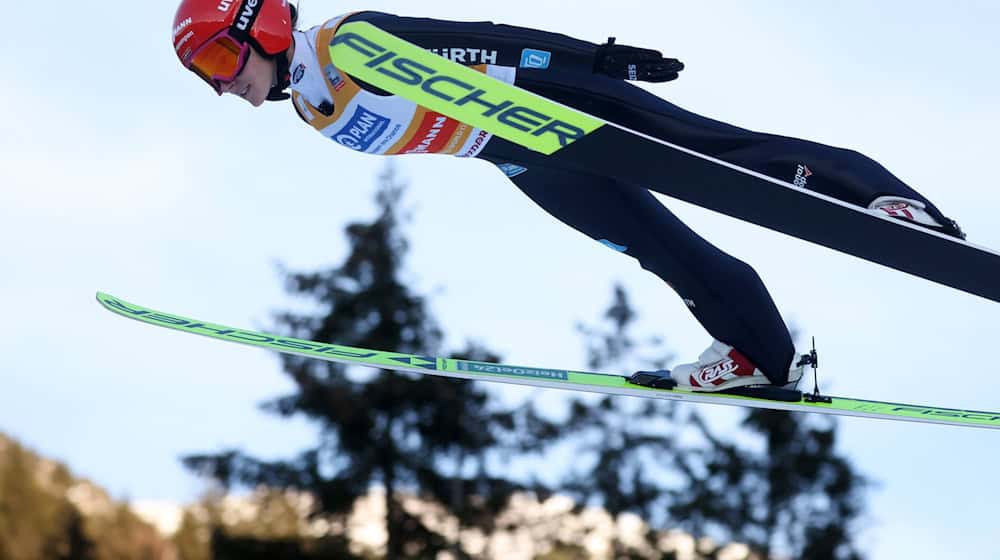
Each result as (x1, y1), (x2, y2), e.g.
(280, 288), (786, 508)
(173, 0), (297, 106)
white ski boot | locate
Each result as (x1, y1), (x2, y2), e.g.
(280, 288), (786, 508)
(868, 196), (965, 239)
(670, 339), (804, 392)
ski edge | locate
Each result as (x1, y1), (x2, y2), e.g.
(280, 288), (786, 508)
(95, 292), (1000, 430)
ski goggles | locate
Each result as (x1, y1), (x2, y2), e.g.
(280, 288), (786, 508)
(185, 30), (252, 94)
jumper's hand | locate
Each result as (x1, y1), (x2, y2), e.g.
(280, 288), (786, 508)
(593, 37), (684, 83)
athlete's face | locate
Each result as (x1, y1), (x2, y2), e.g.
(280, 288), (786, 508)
(220, 47), (275, 107)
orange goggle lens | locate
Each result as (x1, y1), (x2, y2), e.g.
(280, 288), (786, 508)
(187, 32), (250, 93)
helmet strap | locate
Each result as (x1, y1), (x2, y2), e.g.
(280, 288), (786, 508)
(266, 49), (292, 102)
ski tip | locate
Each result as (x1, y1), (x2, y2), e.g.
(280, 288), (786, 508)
(95, 292), (127, 313)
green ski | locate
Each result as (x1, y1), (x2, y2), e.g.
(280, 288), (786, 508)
(96, 292), (1000, 430)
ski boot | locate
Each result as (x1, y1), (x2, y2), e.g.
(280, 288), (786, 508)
(628, 340), (818, 402)
(868, 196), (965, 240)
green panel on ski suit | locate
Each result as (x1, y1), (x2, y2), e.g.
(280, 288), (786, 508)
(328, 21), (603, 155)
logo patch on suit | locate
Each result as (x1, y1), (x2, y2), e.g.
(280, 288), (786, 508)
(400, 113), (460, 154)
(324, 64), (346, 91)
(291, 63), (306, 85)
(520, 48), (552, 69)
(496, 163), (528, 178)
(333, 106), (390, 151)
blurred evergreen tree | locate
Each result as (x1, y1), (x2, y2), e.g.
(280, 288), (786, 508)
(172, 489), (357, 560)
(565, 283), (868, 560)
(183, 163), (557, 558)
(211, 528), (357, 560)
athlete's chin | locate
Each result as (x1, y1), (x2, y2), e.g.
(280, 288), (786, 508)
(237, 93), (264, 107)
(242, 84), (267, 107)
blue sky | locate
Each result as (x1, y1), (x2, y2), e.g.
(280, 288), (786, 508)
(2, 1), (999, 557)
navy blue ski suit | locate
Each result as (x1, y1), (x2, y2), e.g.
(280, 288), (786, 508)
(343, 11), (952, 383)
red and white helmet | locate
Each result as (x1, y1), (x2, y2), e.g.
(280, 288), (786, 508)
(172, 0), (293, 95)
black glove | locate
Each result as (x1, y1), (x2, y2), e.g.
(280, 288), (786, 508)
(593, 37), (684, 83)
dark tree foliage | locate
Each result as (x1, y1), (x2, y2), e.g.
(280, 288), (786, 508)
(670, 409), (867, 560)
(211, 529), (357, 560)
(558, 286), (682, 536)
(564, 284), (869, 560)
(183, 163), (557, 558)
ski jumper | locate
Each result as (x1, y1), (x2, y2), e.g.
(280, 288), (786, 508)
(288, 12), (951, 383)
